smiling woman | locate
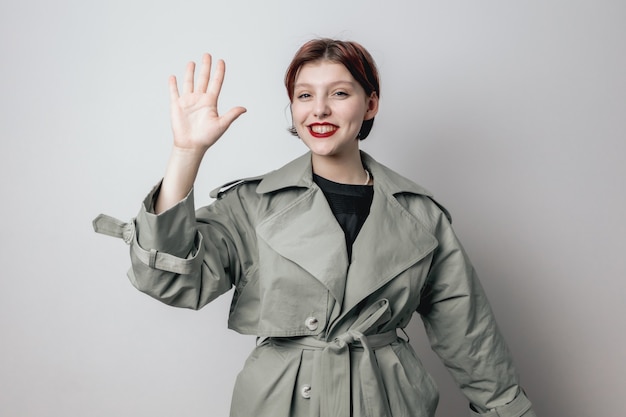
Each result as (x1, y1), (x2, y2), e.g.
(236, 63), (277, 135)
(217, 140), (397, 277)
(290, 61), (378, 183)
(93, 38), (537, 417)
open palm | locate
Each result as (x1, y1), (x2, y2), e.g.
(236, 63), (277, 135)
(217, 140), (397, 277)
(169, 53), (246, 152)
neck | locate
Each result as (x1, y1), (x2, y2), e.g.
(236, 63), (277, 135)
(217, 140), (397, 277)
(311, 152), (368, 185)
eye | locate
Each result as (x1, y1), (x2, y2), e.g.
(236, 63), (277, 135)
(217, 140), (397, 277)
(297, 93), (311, 100)
(333, 91), (349, 97)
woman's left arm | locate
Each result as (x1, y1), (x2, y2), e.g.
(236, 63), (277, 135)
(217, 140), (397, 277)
(417, 211), (537, 417)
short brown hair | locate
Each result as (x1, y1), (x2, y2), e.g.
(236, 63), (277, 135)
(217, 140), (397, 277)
(284, 38), (380, 140)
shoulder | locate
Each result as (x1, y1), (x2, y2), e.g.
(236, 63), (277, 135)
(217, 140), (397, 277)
(364, 152), (452, 224)
(209, 152), (313, 200)
(209, 175), (266, 199)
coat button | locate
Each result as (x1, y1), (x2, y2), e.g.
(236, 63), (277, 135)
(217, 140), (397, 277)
(301, 384), (311, 399)
(305, 317), (318, 331)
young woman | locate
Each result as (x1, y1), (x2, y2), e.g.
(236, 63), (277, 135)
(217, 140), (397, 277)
(94, 38), (536, 417)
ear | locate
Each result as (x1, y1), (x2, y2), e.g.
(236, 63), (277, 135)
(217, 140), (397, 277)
(364, 92), (379, 121)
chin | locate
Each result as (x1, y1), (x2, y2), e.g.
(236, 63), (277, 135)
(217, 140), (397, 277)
(308, 146), (337, 157)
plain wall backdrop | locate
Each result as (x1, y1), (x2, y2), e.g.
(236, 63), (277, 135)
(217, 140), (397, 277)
(1, 1), (624, 416)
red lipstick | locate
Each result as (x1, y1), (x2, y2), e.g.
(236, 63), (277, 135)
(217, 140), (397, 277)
(308, 123), (338, 138)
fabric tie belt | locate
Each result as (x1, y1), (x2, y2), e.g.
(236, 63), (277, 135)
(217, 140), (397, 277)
(271, 299), (396, 417)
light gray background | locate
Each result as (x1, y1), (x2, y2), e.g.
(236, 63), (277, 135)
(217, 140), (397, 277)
(1, 1), (624, 416)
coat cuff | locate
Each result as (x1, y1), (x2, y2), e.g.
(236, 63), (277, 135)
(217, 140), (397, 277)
(135, 181), (198, 257)
(129, 220), (204, 275)
(469, 389), (536, 417)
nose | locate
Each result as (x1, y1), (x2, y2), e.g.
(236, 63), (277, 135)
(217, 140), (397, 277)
(313, 97), (330, 119)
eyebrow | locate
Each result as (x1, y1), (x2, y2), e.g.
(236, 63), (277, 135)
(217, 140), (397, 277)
(294, 80), (357, 89)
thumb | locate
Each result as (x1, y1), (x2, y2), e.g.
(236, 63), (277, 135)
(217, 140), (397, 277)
(220, 106), (247, 128)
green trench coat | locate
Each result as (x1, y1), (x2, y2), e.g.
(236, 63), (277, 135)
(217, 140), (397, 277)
(94, 152), (536, 417)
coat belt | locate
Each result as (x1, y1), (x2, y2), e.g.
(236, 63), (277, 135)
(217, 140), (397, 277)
(270, 299), (395, 417)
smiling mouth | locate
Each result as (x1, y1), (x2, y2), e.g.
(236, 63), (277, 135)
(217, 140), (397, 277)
(309, 124), (338, 137)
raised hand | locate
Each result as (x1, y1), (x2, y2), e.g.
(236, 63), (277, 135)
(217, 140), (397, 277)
(169, 53), (246, 152)
(155, 54), (246, 213)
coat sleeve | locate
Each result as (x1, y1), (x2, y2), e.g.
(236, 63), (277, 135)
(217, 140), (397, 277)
(124, 181), (249, 310)
(417, 210), (537, 417)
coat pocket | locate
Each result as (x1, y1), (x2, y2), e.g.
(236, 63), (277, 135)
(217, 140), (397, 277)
(376, 340), (439, 417)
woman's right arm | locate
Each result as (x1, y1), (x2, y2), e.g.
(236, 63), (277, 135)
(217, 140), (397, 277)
(124, 55), (248, 308)
(156, 53), (246, 213)
(128, 54), (248, 307)
(94, 54), (248, 309)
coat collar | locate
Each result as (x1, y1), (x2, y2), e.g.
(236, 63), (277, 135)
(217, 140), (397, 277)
(255, 151), (433, 198)
(255, 151), (438, 319)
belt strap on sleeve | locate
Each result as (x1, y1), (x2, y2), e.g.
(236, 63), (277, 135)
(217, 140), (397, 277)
(93, 213), (202, 275)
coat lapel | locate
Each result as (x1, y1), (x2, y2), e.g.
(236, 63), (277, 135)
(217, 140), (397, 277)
(340, 183), (438, 313)
(255, 155), (349, 305)
(253, 151), (439, 315)
(340, 154), (439, 316)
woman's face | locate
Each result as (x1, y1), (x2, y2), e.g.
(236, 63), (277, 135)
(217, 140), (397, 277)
(291, 60), (378, 160)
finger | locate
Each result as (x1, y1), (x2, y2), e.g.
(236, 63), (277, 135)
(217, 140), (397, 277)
(196, 53), (212, 93)
(183, 61), (196, 94)
(207, 59), (226, 102)
(168, 75), (180, 101)
(220, 106), (247, 128)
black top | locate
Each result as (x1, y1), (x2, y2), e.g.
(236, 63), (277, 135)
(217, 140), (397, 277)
(313, 173), (374, 261)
